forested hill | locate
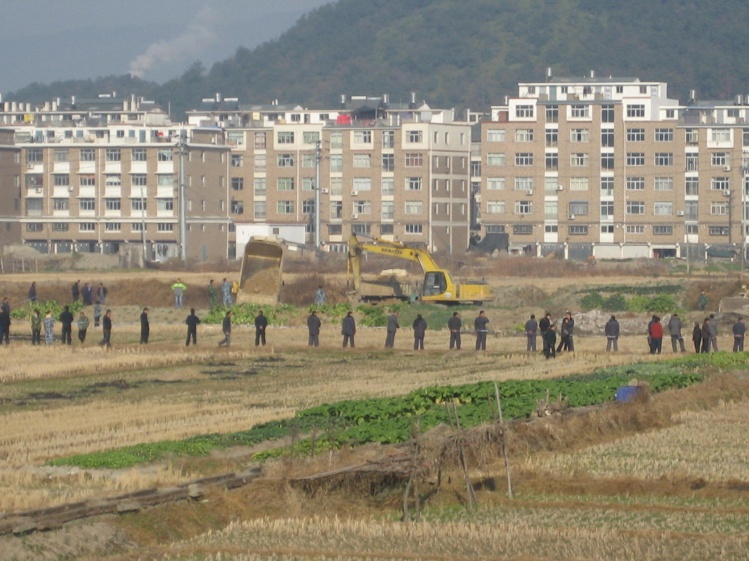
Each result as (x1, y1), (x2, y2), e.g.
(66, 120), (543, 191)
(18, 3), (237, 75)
(10, 0), (749, 118)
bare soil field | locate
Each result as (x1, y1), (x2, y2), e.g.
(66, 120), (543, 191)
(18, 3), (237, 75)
(0, 266), (748, 560)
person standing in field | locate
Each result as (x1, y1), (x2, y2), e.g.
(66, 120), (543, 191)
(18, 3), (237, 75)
(93, 300), (102, 328)
(341, 311), (356, 348)
(562, 311), (575, 352)
(254, 310), (268, 346)
(0, 306), (10, 345)
(1, 296), (10, 315)
(648, 316), (663, 354)
(557, 317), (569, 353)
(700, 318), (711, 353)
(539, 312), (551, 338)
(697, 290), (708, 311)
(97, 283), (108, 306)
(668, 313), (686, 352)
(732, 317), (746, 352)
(30, 309), (41, 345)
(525, 314), (538, 352)
(77, 311), (89, 344)
(140, 308), (150, 344)
(543, 323), (557, 359)
(314, 285), (326, 306)
(172, 279), (187, 309)
(71, 280), (80, 303)
(222, 278), (233, 307)
(708, 314), (719, 352)
(100, 309), (112, 349)
(219, 311), (232, 347)
(413, 314), (427, 350)
(307, 310), (321, 347)
(81, 282), (93, 306)
(474, 310), (490, 351)
(208, 279), (218, 309)
(59, 305), (74, 345)
(185, 308), (200, 346)
(448, 312), (462, 350)
(385, 310), (399, 348)
(28, 282), (37, 303)
(43, 310), (55, 345)
(692, 321), (702, 353)
(605, 315), (619, 352)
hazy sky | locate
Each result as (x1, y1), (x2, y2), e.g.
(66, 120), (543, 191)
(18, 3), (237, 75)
(0, 0), (333, 94)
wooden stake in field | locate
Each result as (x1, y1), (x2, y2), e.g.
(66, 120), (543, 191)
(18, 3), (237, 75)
(494, 382), (514, 499)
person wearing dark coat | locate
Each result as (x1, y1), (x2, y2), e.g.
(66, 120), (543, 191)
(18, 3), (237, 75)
(81, 282), (93, 306)
(71, 280), (80, 303)
(412, 314), (427, 350)
(307, 310), (321, 347)
(700, 318), (711, 353)
(539, 313), (551, 336)
(447, 312), (462, 350)
(254, 310), (268, 346)
(525, 314), (538, 352)
(59, 305), (74, 345)
(341, 311), (356, 348)
(28, 282), (37, 303)
(708, 314), (719, 352)
(385, 311), (400, 348)
(667, 313), (686, 352)
(543, 324), (557, 359)
(140, 308), (150, 344)
(0, 308), (10, 345)
(732, 317), (746, 352)
(474, 310), (490, 351)
(605, 315), (620, 352)
(185, 308), (201, 346)
(0, 297), (10, 315)
(219, 311), (232, 347)
(692, 321), (702, 353)
(99, 310), (112, 349)
(562, 312), (575, 351)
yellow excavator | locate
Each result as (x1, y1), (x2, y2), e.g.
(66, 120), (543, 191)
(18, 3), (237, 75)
(347, 235), (493, 304)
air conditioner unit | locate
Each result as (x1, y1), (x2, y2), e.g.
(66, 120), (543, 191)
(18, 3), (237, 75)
(35, 188), (42, 194)
(569, 214), (575, 220)
(556, 186), (564, 191)
(724, 190), (731, 197)
(320, 188), (329, 194)
(68, 186), (74, 192)
(525, 189), (533, 196)
(352, 213), (359, 219)
(351, 190), (358, 196)
(723, 165), (732, 172)
(676, 210), (685, 216)
(27, 163), (34, 170)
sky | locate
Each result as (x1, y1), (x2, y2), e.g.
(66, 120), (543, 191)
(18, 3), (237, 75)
(0, 0), (333, 94)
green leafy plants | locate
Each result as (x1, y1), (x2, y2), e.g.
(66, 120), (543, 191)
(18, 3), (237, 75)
(580, 292), (604, 311)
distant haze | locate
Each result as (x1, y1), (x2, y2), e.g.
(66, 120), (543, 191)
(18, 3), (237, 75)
(0, 0), (332, 94)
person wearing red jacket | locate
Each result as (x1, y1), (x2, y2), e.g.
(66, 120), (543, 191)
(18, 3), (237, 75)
(648, 316), (663, 354)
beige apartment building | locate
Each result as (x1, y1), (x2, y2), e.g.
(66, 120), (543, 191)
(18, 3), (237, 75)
(481, 75), (749, 260)
(190, 95), (473, 254)
(0, 96), (231, 261)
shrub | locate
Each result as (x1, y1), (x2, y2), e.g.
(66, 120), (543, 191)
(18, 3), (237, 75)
(603, 293), (627, 311)
(580, 292), (604, 311)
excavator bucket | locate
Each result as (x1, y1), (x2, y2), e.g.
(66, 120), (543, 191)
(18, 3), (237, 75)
(237, 237), (285, 305)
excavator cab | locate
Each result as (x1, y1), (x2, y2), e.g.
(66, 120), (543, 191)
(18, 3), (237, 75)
(423, 271), (448, 297)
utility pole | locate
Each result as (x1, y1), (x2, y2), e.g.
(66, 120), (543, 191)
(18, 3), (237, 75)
(178, 130), (188, 261)
(742, 165), (748, 271)
(314, 140), (321, 248)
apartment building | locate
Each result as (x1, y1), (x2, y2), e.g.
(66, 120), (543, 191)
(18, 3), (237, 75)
(481, 74), (749, 260)
(0, 96), (231, 261)
(190, 95), (473, 254)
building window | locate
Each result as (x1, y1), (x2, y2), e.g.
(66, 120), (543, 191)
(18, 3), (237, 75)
(654, 153), (673, 166)
(405, 201), (423, 215)
(27, 149), (42, 163)
(404, 153), (423, 167)
(330, 155), (343, 172)
(601, 201), (614, 217)
(627, 104), (645, 118)
(349, 153), (369, 168)
(79, 223), (95, 232)
(570, 129), (589, 142)
(278, 154), (295, 167)
(301, 154), (316, 168)
(327, 132), (342, 149)
(406, 177), (422, 191)
(80, 198), (95, 211)
(515, 177), (534, 191)
(568, 225), (588, 235)
(406, 130), (422, 143)
(626, 177), (645, 190)
(377, 153), (394, 172)
(686, 129), (699, 144)
(515, 200), (532, 214)
(626, 225), (645, 234)
(654, 202), (673, 216)
(381, 178), (394, 196)
(601, 105), (614, 123)
(352, 200), (371, 216)
(686, 154), (699, 172)
(303, 131), (320, 144)
(545, 129), (558, 147)
(546, 153), (558, 171)
(382, 130), (394, 148)
(570, 177), (589, 191)
(600, 153), (614, 170)
(352, 177), (371, 192)
(627, 128), (645, 142)
(569, 201), (588, 216)
(302, 177), (315, 191)
(515, 129), (534, 142)
(486, 201), (505, 214)
(105, 174), (121, 187)
(545, 105), (558, 122)
(157, 223), (174, 232)
(626, 153), (645, 166)
(130, 174), (146, 187)
(685, 177), (699, 197)
(231, 154), (243, 167)
(157, 149), (172, 162)
(626, 201), (645, 215)
(654, 177), (673, 191)
(711, 177), (730, 191)
(515, 153), (533, 166)
(711, 129), (731, 143)
(655, 128), (673, 142)
(277, 178), (294, 191)
(277, 131), (294, 144)
(352, 224), (371, 236)
(53, 198), (69, 211)
(601, 130), (614, 147)
(601, 177), (614, 197)
(487, 129), (506, 142)
(105, 198), (121, 211)
(487, 153), (506, 166)
(653, 225), (673, 235)
(709, 226), (730, 236)
(81, 149), (96, 161)
(405, 224), (423, 234)
(132, 199), (146, 212)
(513, 224), (533, 235)
(157, 198), (174, 211)
(53, 174), (70, 187)
(515, 105), (534, 118)
(276, 201), (295, 214)
(105, 148), (121, 162)
(104, 223), (121, 232)
(157, 174), (173, 187)
(545, 225), (559, 233)
(253, 178), (266, 196)
(353, 130), (373, 144)
(381, 201), (394, 220)
(601, 225), (614, 233)
(711, 152), (729, 167)
(54, 149), (69, 162)
(253, 202), (266, 220)
(570, 153), (588, 167)
(570, 105), (589, 118)
(231, 177), (244, 191)
(711, 201), (728, 215)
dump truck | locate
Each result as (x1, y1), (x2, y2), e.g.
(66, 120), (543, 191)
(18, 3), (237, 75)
(236, 237), (285, 305)
(347, 235), (494, 304)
